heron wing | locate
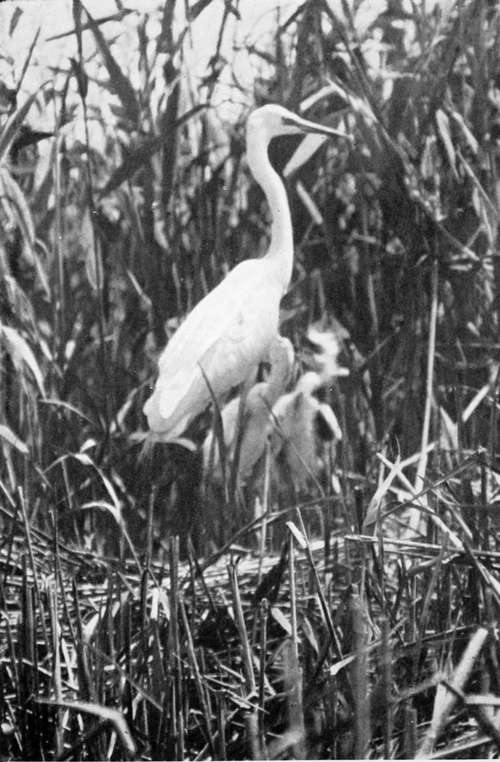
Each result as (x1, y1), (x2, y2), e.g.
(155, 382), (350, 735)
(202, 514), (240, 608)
(144, 259), (282, 434)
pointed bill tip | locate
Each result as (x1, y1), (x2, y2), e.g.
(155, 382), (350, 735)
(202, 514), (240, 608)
(282, 113), (350, 141)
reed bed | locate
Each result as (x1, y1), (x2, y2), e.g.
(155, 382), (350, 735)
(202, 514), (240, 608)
(2, 0), (500, 758)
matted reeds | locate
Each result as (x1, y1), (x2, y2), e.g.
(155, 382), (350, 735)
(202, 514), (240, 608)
(2, 0), (500, 758)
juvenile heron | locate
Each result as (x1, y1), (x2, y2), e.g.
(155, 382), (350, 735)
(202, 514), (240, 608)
(202, 336), (294, 484)
(270, 327), (347, 488)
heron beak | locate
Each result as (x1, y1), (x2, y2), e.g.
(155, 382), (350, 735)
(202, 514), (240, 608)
(282, 113), (347, 139)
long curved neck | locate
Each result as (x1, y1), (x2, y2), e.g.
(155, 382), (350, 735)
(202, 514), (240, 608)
(246, 131), (293, 291)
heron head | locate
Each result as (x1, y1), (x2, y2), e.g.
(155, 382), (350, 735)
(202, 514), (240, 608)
(247, 103), (345, 143)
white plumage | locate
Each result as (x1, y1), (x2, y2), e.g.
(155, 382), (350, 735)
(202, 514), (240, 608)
(270, 327), (347, 487)
(202, 336), (294, 483)
(143, 104), (344, 442)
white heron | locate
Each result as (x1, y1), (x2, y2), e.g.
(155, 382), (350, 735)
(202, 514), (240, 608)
(202, 335), (294, 484)
(143, 104), (345, 442)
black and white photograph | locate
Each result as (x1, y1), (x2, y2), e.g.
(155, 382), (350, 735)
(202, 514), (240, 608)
(0, 0), (499, 759)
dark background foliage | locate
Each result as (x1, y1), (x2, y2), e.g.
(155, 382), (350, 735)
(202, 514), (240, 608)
(2, 1), (500, 758)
